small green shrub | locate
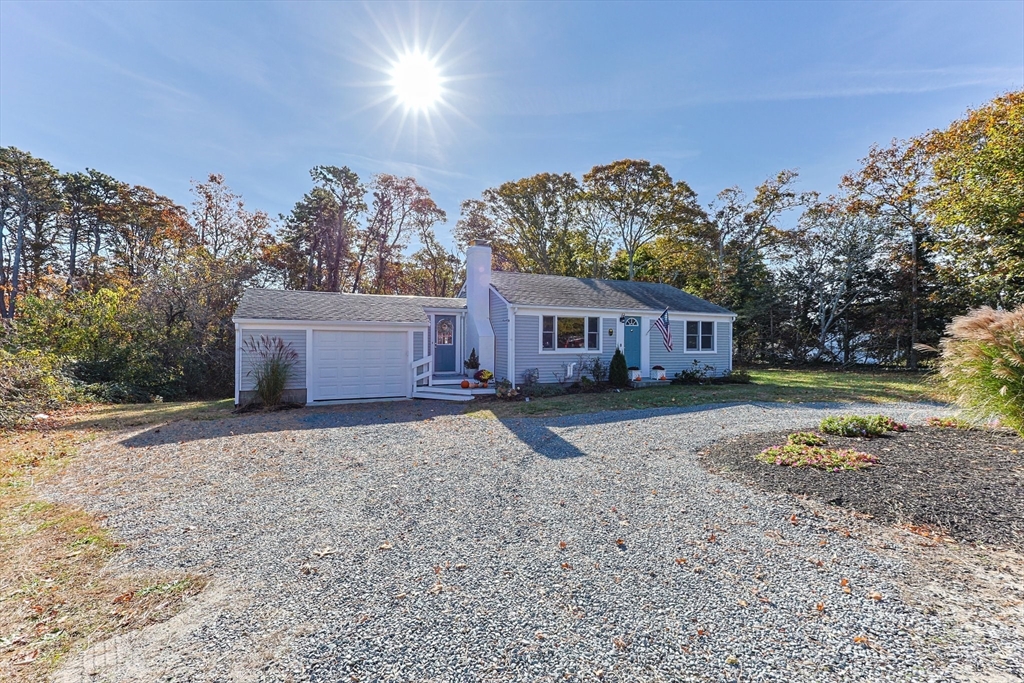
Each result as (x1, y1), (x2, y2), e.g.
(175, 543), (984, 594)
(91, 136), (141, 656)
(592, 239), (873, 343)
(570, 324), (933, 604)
(756, 444), (879, 471)
(787, 431), (827, 446)
(242, 335), (298, 407)
(586, 357), (607, 383)
(925, 416), (975, 430)
(609, 348), (629, 388)
(0, 349), (77, 428)
(819, 414), (908, 438)
(464, 348), (480, 371)
(936, 305), (1024, 437)
(672, 359), (716, 384)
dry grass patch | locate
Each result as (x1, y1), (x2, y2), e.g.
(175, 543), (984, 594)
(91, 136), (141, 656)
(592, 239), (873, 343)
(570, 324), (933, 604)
(0, 402), (223, 681)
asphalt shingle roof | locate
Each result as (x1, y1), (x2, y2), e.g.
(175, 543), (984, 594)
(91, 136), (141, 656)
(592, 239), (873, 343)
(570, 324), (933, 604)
(234, 289), (465, 324)
(489, 271), (733, 315)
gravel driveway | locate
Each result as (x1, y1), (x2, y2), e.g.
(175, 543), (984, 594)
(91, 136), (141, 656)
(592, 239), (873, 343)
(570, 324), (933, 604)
(48, 400), (1022, 682)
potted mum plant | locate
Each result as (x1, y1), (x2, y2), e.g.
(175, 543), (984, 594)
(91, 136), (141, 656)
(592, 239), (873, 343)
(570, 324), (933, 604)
(474, 368), (494, 388)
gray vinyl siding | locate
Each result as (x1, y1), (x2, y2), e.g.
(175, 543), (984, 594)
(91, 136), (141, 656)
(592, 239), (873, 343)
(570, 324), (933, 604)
(490, 289), (510, 382)
(513, 315), (617, 385)
(413, 330), (427, 386)
(649, 320), (732, 377)
(413, 331), (425, 360)
(238, 328), (307, 391)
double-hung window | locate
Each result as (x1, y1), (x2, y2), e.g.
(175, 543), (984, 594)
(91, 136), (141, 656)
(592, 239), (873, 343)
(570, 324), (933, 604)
(685, 321), (715, 351)
(542, 316), (600, 351)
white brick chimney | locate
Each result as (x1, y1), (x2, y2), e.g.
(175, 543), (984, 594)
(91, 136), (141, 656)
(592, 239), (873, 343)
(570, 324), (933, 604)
(464, 240), (495, 374)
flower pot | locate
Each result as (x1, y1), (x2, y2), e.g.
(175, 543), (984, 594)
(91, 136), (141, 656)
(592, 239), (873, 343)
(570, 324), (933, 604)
(628, 369), (643, 382)
(651, 368), (667, 381)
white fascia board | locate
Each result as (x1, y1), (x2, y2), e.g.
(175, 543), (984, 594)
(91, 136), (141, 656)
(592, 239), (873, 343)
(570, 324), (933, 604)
(422, 307), (467, 314)
(233, 318), (428, 330)
(510, 305), (734, 320)
(488, 285), (512, 306)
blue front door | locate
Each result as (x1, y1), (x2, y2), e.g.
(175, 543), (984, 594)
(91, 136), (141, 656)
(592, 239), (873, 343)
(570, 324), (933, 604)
(623, 317), (641, 368)
(434, 315), (457, 373)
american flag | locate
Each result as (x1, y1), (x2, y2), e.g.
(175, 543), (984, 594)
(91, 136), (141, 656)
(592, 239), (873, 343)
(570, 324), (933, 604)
(653, 308), (673, 352)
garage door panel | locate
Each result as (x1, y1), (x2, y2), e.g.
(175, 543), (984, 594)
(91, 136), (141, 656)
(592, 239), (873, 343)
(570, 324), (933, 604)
(312, 330), (409, 400)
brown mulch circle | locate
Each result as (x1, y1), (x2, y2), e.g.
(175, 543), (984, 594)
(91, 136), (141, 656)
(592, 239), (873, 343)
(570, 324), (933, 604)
(699, 425), (1024, 550)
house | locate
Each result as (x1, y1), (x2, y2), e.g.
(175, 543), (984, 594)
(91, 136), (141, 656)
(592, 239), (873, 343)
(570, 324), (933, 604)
(232, 241), (736, 404)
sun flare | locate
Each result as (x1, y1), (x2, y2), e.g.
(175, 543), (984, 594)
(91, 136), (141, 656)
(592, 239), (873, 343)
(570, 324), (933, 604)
(390, 51), (442, 112)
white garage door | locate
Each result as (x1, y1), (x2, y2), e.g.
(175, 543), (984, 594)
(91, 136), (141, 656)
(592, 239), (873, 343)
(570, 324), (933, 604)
(311, 330), (408, 401)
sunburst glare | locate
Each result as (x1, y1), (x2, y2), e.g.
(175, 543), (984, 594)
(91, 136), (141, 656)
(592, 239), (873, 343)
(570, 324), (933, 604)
(390, 51), (443, 112)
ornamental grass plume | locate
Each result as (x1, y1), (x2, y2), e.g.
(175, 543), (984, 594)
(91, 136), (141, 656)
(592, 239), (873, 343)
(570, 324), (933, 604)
(937, 305), (1024, 437)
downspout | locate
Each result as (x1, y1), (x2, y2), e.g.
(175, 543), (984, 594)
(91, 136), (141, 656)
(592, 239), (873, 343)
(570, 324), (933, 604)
(509, 305), (517, 386)
(234, 322), (241, 406)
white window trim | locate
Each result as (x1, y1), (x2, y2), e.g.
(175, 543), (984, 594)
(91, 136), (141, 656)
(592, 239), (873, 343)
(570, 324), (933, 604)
(682, 319), (718, 354)
(538, 314), (603, 354)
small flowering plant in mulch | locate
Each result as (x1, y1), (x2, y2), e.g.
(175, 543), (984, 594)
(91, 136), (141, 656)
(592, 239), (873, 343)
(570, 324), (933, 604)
(756, 442), (879, 471)
(786, 431), (828, 447)
(819, 414), (908, 438)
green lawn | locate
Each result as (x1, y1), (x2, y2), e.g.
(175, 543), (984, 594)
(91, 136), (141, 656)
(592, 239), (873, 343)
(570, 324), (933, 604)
(466, 369), (942, 419)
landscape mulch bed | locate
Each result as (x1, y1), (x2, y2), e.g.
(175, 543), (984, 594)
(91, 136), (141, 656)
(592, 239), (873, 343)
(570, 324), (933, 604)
(699, 425), (1024, 550)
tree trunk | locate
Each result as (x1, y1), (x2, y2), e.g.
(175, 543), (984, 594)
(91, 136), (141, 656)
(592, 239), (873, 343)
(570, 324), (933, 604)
(908, 228), (919, 370)
(67, 216), (79, 289)
(3, 202), (28, 319)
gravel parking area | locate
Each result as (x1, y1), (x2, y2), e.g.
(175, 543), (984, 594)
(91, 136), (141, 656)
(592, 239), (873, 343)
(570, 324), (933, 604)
(47, 400), (1022, 682)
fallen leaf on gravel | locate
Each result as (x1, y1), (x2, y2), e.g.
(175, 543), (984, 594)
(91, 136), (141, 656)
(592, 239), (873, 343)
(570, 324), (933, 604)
(395, 593), (406, 600)
(377, 542), (392, 551)
(840, 578), (849, 587)
(615, 538), (625, 547)
(789, 514), (799, 525)
(725, 654), (739, 665)
(816, 602), (825, 612)
(13, 650), (38, 665)
(737, 599), (748, 607)
(314, 547), (338, 558)
(561, 562), (573, 570)
(536, 632), (546, 640)
(112, 591), (134, 604)
(853, 635), (870, 646)
(612, 636), (630, 650)
(455, 563), (467, 571)
(558, 541), (567, 549)
(868, 591), (883, 601)
(675, 558), (687, 565)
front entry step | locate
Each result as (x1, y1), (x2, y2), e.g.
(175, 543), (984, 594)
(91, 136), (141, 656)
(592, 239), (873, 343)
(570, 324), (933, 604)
(412, 385), (496, 402)
(412, 388), (474, 402)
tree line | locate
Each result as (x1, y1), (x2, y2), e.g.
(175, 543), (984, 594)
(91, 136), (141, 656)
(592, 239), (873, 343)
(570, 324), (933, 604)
(1, 91), (1020, 399)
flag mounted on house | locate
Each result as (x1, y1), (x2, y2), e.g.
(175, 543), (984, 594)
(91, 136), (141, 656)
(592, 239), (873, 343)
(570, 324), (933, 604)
(652, 308), (673, 352)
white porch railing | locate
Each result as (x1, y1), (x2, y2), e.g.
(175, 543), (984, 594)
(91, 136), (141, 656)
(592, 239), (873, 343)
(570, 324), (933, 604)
(411, 355), (433, 388)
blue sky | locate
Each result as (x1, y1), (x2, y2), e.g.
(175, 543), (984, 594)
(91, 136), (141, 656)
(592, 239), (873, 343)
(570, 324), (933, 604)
(2, 1), (1022, 246)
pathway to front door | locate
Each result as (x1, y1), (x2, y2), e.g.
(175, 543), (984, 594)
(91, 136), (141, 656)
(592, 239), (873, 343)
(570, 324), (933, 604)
(434, 315), (457, 373)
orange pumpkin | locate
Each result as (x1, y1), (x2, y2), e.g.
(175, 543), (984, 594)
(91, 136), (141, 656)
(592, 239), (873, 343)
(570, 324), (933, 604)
(461, 380), (470, 389)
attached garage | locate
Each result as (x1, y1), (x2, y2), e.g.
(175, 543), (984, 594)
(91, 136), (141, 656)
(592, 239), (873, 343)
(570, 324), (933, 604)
(311, 330), (408, 401)
(233, 289), (466, 406)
